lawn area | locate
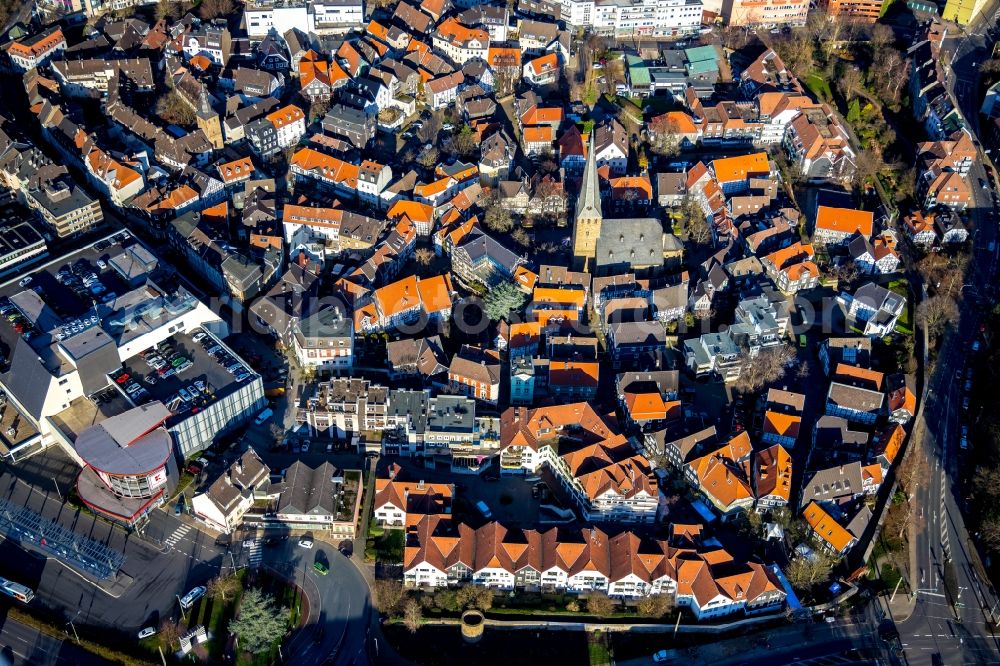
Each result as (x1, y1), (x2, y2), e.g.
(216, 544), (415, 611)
(374, 528), (405, 564)
(804, 74), (832, 102)
(588, 632), (612, 666)
(888, 279), (914, 335)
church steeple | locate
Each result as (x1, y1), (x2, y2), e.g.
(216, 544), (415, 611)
(571, 132), (602, 271)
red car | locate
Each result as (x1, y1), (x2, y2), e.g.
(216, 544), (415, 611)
(116, 373), (130, 384)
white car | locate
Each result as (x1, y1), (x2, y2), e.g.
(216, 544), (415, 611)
(18, 277), (31, 287)
(179, 586), (206, 609)
(96, 260), (107, 270)
(191, 332), (206, 343)
(298, 537), (314, 549)
(137, 627), (157, 640)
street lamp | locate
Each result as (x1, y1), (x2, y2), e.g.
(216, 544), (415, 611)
(66, 610), (81, 643)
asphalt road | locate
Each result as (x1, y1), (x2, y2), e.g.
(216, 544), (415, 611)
(0, 615), (107, 666)
(899, 17), (1000, 665)
(0, 451), (373, 665)
(617, 600), (893, 666)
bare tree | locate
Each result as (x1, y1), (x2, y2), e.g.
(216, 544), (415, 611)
(158, 621), (180, 650)
(208, 574), (241, 602)
(585, 592), (616, 616)
(647, 114), (684, 157)
(373, 580), (405, 615)
(916, 295), (959, 339)
(511, 227), (531, 247)
(417, 147), (440, 170)
(199, 0), (233, 18)
(484, 197), (515, 233)
(870, 23), (895, 51)
(680, 196), (711, 246)
(785, 552), (837, 591)
(733, 344), (796, 394)
(837, 65), (864, 102)
(636, 594), (673, 618)
(414, 248), (435, 267)
(156, 91), (195, 126)
(403, 598), (423, 633)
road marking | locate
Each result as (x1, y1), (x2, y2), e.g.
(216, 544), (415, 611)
(164, 524), (192, 548)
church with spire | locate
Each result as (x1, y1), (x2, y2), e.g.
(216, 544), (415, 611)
(571, 133), (602, 271)
(570, 129), (679, 277)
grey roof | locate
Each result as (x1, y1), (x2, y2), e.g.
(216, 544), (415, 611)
(827, 381), (884, 414)
(205, 447), (271, 514)
(427, 395), (476, 433)
(663, 425), (718, 461)
(387, 389), (429, 433)
(801, 462), (865, 507)
(74, 403), (173, 475)
(852, 282), (904, 315)
(595, 218), (664, 269)
(278, 460), (341, 516)
(813, 415), (868, 449)
(1, 339), (51, 419)
(847, 505), (873, 539)
(575, 133), (602, 223)
(386, 335), (448, 376)
(609, 320), (666, 346)
(656, 172), (686, 199)
(766, 388), (805, 412)
(61, 327), (120, 395)
(617, 369), (679, 396)
(296, 303), (353, 344)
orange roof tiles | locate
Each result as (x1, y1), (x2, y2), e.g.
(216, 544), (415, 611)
(652, 111), (699, 135)
(803, 501), (855, 553)
(291, 148), (360, 188)
(189, 54), (212, 71)
(763, 410), (801, 439)
(522, 125), (554, 143)
(7, 27), (64, 58)
(687, 432), (755, 512)
(549, 361), (599, 387)
(266, 104), (305, 129)
(815, 206), (874, 237)
(416, 274), (454, 314)
(712, 152), (770, 184)
(488, 46), (521, 69)
(526, 52), (559, 76)
(754, 444), (792, 503)
(217, 156), (255, 184)
(521, 104), (563, 125)
(388, 199), (434, 225)
(834, 363), (884, 390)
(532, 286), (586, 308)
(435, 17), (489, 46)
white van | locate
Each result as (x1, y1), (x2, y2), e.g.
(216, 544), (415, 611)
(254, 408), (274, 425)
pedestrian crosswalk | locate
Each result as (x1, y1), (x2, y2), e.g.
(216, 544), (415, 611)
(165, 524), (192, 548)
(245, 540), (262, 568)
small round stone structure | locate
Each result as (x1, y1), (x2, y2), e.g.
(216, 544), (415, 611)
(460, 610), (485, 643)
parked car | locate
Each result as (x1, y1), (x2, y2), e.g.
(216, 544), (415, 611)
(137, 627), (157, 640)
(115, 374), (130, 384)
(179, 586), (206, 609)
(298, 537), (314, 549)
(653, 651), (669, 663)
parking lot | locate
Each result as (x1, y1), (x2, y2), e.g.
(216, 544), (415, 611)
(375, 456), (547, 528)
(0, 231), (136, 367)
